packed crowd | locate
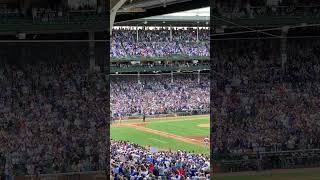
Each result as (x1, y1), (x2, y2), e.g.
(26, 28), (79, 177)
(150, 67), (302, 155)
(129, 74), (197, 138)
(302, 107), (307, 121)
(31, 7), (64, 22)
(0, 62), (107, 175)
(31, 4), (105, 23)
(212, 38), (320, 155)
(0, 4), (20, 17)
(111, 28), (210, 59)
(111, 74), (210, 119)
(0, 3), (104, 24)
(111, 140), (210, 179)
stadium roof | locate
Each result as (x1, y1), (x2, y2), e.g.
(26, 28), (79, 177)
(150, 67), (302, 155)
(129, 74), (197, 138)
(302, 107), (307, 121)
(115, 7), (210, 27)
(114, 0), (209, 23)
(158, 7), (209, 17)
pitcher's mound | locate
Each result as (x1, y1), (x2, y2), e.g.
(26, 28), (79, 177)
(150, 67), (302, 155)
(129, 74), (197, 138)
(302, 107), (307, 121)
(197, 124), (209, 127)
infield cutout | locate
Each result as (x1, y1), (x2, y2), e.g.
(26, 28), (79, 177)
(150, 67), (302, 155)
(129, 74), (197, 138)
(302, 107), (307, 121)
(197, 124), (209, 127)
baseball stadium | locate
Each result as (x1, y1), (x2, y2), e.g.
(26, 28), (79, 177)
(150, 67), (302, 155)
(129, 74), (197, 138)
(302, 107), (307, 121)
(1, 0), (320, 180)
(212, 0), (320, 180)
(110, 1), (210, 179)
(0, 0), (211, 180)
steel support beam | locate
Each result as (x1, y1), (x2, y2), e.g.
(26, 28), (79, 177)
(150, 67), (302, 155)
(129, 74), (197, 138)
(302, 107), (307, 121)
(110, 0), (127, 34)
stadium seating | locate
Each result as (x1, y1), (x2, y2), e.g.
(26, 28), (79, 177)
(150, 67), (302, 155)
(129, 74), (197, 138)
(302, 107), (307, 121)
(212, 37), (320, 172)
(111, 28), (210, 59)
(0, 62), (107, 175)
(111, 74), (209, 119)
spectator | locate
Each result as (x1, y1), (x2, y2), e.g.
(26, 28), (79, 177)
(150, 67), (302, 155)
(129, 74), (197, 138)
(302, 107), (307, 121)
(110, 140), (210, 179)
(0, 62), (107, 175)
(111, 28), (210, 59)
(212, 38), (320, 155)
(111, 74), (209, 119)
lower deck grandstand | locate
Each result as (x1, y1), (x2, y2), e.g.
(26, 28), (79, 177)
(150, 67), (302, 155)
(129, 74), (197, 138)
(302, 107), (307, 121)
(0, 61), (107, 175)
(111, 74), (209, 119)
(212, 34), (320, 175)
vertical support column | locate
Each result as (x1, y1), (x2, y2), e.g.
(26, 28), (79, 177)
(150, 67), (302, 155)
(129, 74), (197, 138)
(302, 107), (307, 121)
(18, 33), (27, 63)
(170, 25), (173, 41)
(110, 0), (127, 35)
(89, 31), (95, 71)
(197, 26), (199, 42)
(171, 71), (174, 83)
(136, 26), (139, 42)
(281, 26), (288, 70)
(97, 0), (107, 13)
(58, 0), (68, 9)
(20, 44), (26, 63)
(21, 0), (30, 16)
(138, 72), (141, 84)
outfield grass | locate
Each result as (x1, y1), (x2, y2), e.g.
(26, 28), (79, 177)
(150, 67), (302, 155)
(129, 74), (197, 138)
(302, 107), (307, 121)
(215, 168), (320, 180)
(111, 126), (209, 154)
(145, 116), (209, 136)
(111, 115), (210, 154)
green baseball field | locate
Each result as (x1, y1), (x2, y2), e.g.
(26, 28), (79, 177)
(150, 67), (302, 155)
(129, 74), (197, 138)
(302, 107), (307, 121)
(214, 167), (320, 180)
(111, 115), (210, 154)
(111, 114), (320, 179)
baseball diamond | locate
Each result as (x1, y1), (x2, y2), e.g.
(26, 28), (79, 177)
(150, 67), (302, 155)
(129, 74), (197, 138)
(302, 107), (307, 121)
(111, 115), (210, 154)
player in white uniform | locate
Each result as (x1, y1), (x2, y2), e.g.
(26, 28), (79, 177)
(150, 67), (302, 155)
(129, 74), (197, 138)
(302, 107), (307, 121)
(203, 136), (210, 147)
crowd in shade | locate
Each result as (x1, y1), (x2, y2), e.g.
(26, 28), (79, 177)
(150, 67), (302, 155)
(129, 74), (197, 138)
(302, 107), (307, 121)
(31, 7), (65, 22)
(110, 140), (210, 180)
(110, 74), (210, 119)
(212, 38), (320, 155)
(0, 4), (19, 17)
(0, 62), (107, 176)
(30, 4), (105, 23)
(110, 28), (210, 58)
(0, 3), (104, 24)
(213, 0), (320, 19)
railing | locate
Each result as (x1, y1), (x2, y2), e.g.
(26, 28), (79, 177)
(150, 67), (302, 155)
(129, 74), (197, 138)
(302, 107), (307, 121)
(14, 171), (106, 180)
(111, 55), (210, 63)
(0, 13), (107, 25)
(214, 149), (320, 173)
(110, 64), (210, 73)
